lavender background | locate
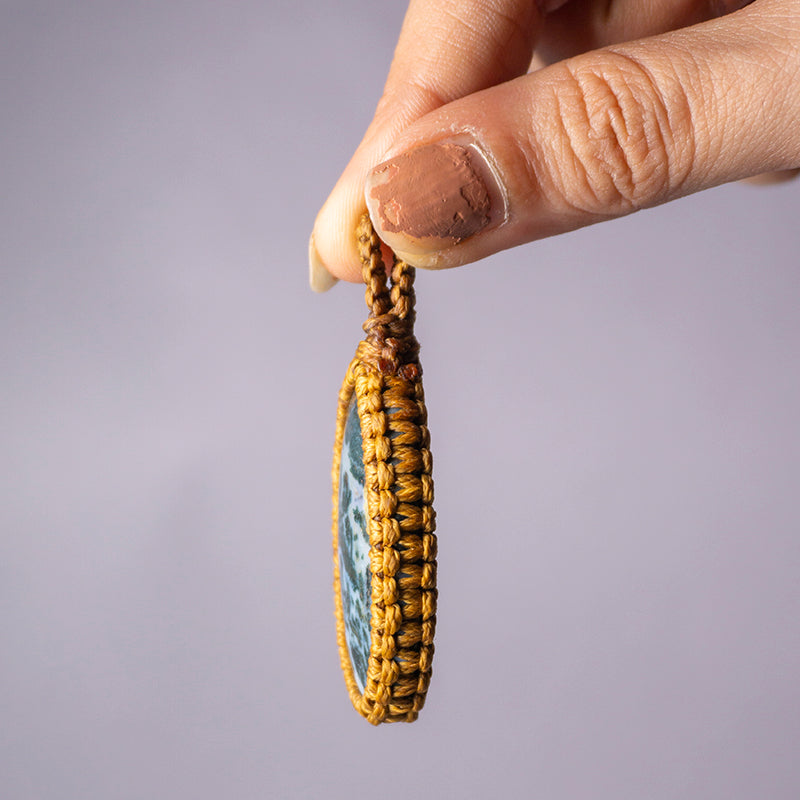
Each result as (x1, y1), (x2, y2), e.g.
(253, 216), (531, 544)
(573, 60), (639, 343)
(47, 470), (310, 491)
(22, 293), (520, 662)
(2, 2), (799, 798)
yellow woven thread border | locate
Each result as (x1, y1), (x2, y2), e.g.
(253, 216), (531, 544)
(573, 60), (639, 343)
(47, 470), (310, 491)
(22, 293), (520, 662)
(331, 216), (437, 724)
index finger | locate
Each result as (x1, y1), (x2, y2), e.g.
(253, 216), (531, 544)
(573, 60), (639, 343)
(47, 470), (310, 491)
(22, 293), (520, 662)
(309, 0), (543, 289)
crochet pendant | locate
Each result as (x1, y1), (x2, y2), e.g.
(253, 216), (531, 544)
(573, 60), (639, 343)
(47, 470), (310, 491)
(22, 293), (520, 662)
(331, 215), (437, 724)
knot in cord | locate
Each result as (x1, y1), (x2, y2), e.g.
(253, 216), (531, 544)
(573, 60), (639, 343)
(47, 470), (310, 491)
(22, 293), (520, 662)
(357, 214), (420, 377)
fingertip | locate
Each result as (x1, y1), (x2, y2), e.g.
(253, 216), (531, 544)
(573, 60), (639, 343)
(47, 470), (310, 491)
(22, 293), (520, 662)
(308, 232), (339, 293)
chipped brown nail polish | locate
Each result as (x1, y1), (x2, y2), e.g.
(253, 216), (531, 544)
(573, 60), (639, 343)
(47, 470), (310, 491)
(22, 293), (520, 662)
(365, 142), (495, 249)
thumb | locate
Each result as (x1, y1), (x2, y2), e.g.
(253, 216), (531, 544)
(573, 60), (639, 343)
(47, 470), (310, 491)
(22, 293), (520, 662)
(364, 1), (800, 269)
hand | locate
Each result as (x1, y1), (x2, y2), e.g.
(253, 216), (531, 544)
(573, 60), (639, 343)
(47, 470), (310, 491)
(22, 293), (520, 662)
(309, 0), (800, 290)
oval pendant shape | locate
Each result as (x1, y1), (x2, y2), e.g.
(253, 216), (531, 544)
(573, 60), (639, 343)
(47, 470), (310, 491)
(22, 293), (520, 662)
(337, 394), (371, 693)
(331, 216), (436, 724)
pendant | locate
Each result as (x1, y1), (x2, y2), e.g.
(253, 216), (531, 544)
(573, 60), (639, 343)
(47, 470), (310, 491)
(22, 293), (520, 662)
(331, 215), (437, 724)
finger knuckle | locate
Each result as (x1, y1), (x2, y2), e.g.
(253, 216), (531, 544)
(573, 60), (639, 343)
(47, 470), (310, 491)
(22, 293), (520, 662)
(544, 51), (696, 214)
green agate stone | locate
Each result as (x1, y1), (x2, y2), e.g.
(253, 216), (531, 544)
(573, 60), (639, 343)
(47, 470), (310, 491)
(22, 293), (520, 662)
(338, 395), (371, 693)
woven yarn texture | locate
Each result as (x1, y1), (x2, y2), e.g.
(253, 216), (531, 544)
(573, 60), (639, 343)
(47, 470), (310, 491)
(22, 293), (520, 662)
(330, 215), (438, 724)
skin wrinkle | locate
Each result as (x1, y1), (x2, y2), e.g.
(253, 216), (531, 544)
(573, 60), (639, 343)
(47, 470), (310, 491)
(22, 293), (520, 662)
(427, 15), (485, 64)
(551, 51), (693, 213)
(564, 70), (610, 210)
(539, 68), (614, 215)
(605, 47), (697, 199)
(664, 44), (713, 184)
(554, 61), (639, 212)
(439, 5), (489, 41)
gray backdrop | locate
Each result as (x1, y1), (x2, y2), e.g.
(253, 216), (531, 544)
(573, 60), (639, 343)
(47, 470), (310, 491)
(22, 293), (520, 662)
(2, 2), (799, 798)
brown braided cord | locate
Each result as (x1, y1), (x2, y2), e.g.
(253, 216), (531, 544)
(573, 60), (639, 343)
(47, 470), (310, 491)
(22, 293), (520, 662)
(331, 215), (437, 724)
(356, 214), (420, 380)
